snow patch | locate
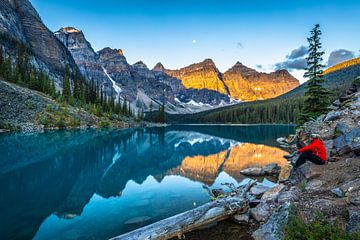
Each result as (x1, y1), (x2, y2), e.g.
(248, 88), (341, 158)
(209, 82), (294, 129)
(102, 66), (122, 98)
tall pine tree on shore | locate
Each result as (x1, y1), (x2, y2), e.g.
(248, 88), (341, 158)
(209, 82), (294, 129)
(300, 24), (329, 123)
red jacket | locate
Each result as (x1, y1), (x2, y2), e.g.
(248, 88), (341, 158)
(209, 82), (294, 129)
(297, 139), (327, 161)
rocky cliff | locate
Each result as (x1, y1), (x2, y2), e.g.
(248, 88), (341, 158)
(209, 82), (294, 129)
(161, 60), (299, 101)
(223, 62), (299, 101)
(55, 28), (233, 114)
(0, 0), (79, 85)
(163, 59), (229, 95)
(248, 80), (360, 239)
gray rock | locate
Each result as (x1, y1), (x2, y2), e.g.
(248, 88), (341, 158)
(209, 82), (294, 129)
(324, 140), (334, 158)
(250, 184), (271, 197)
(278, 163), (293, 183)
(250, 202), (271, 222)
(232, 211), (250, 224)
(299, 162), (322, 180)
(324, 111), (341, 122)
(332, 99), (341, 107)
(333, 128), (360, 155)
(261, 184), (286, 203)
(350, 195), (360, 206)
(278, 187), (300, 204)
(240, 167), (264, 176)
(331, 188), (345, 198)
(339, 178), (360, 195)
(263, 163), (281, 175)
(347, 207), (360, 233)
(252, 202), (291, 240)
(334, 122), (349, 137)
(305, 179), (323, 191)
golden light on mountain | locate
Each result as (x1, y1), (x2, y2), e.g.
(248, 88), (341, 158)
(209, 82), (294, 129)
(164, 60), (299, 101)
(323, 57), (360, 75)
(168, 143), (288, 184)
(165, 59), (229, 95)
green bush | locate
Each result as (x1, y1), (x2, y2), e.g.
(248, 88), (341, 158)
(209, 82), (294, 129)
(98, 120), (111, 128)
(285, 211), (360, 240)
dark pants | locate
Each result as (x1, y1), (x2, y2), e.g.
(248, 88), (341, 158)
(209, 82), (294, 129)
(295, 151), (325, 167)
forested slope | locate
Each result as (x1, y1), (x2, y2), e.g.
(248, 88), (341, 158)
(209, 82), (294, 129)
(164, 60), (360, 124)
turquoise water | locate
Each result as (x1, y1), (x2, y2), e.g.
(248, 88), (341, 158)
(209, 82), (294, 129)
(0, 125), (294, 240)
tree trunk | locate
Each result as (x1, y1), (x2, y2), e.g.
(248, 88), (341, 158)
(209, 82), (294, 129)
(110, 197), (249, 240)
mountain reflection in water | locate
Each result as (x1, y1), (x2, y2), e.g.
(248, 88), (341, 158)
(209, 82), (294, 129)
(0, 125), (294, 240)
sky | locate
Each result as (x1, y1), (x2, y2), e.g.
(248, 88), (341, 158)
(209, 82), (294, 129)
(30, 0), (360, 83)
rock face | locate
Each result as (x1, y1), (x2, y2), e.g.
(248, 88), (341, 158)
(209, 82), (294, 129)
(223, 62), (299, 101)
(164, 60), (300, 101)
(55, 28), (232, 114)
(164, 59), (229, 95)
(0, 0), (78, 84)
(54, 27), (113, 93)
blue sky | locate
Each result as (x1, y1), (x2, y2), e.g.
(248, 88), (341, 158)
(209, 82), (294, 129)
(30, 0), (360, 82)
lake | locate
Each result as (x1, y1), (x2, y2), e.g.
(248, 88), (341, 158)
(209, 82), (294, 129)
(0, 125), (294, 240)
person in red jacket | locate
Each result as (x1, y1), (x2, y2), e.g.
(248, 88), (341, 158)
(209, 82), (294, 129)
(295, 134), (327, 167)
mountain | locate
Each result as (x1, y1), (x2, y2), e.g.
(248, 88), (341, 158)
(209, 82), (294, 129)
(324, 57), (360, 75)
(163, 59), (229, 95)
(55, 27), (233, 114)
(168, 57), (360, 124)
(0, 0), (300, 116)
(223, 62), (299, 101)
(0, 0), (79, 86)
(162, 60), (299, 101)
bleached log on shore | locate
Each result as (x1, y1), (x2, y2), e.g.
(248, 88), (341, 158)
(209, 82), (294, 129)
(110, 180), (256, 240)
(110, 197), (249, 240)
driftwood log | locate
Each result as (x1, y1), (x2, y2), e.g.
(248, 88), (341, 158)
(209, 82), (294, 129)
(110, 180), (256, 240)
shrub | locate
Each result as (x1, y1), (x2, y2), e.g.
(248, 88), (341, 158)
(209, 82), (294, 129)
(284, 211), (360, 240)
(98, 120), (111, 128)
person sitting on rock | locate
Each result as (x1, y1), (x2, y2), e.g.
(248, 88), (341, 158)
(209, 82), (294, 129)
(294, 133), (327, 167)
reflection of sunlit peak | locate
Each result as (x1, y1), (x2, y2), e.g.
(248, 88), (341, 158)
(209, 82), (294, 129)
(254, 153), (263, 158)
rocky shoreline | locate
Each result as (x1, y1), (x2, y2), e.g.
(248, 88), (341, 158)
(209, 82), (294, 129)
(0, 79), (165, 133)
(165, 80), (360, 240)
(238, 81), (360, 239)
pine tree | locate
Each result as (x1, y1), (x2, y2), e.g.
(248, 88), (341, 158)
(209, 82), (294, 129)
(300, 24), (329, 122)
(0, 47), (4, 73)
(62, 68), (72, 102)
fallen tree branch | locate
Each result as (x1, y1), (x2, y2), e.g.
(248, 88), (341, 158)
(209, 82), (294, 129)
(110, 197), (249, 240)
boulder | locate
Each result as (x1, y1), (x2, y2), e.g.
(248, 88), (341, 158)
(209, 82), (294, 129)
(331, 187), (345, 198)
(305, 179), (323, 191)
(261, 184), (286, 203)
(333, 128), (360, 155)
(277, 187), (300, 204)
(350, 194), (360, 206)
(278, 163), (293, 183)
(250, 202), (271, 222)
(252, 203), (291, 240)
(232, 211), (250, 225)
(324, 111), (341, 122)
(263, 163), (281, 175)
(339, 178), (360, 195)
(332, 99), (341, 107)
(240, 167), (264, 176)
(334, 122), (349, 137)
(250, 184), (271, 197)
(347, 207), (360, 233)
(299, 162), (322, 180)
